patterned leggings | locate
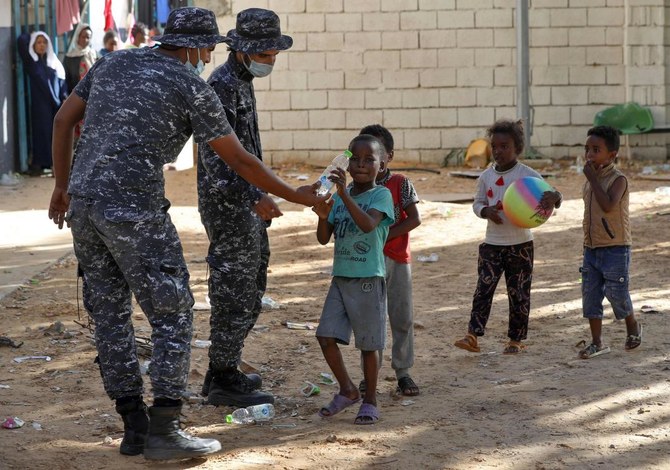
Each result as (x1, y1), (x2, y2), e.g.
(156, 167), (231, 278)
(468, 241), (534, 342)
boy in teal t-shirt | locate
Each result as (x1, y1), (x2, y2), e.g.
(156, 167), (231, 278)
(313, 134), (394, 425)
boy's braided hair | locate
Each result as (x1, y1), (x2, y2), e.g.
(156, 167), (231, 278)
(587, 125), (621, 152)
(486, 119), (525, 155)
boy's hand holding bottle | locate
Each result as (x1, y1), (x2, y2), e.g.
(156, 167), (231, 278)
(312, 197), (334, 219)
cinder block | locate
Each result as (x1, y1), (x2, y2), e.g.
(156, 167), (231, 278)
(262, 130), (294, 150)
(569, 66), (607, 85)
(252, 77), (270, 92)
(457, 67), (494, 87)
(530, 86), (551, 106)
(438, 48), (474, 67)
(344, 0), (381, 12)
(585, 46), (621, 65)
(345, 32), (382, 50)
(552, 86), (589, 105)
(258, 112), (272, 131)
(420, 68), (456, 88)
(307, 33), (344, 51)
(588, 85), (625, 105)
(420, 108), (457, 128)
(457, 0), (493, 8)
(457, 107), (495, 127)
(286, 33), (307, 52)
(441, 127), (481, 149)
(232, 0), (269, 13)
(345, 110), (384, 129)
(476, 9), (513, 28)
(530, 48), (549, 66)
(401, 49), (438, 68)
(404, 129), (442, 149)
(494, 67), (516, 87)
(331, 131), (357, 151)
(456, 29), (494, 48)
(532, 0), (568, 7)
(551, 126), (586, 146)
(382, 0), (418, 10)
(382, 70), (420, 88)
(365, 90), (403, 109)
(326, 51), (364, 70)
(628, 66), (665, 86)
(420, 30), (457, 49)
(364, 50), (400, 69)
(256, 91), (291, 110)
(532, 106), (571, 125)
(606, 65), (624, 85)
(531, 28), (568, 47)
(493, 107), (517, 122)
(306, 0), (344, 12)
(439, 88), (477, 107)
(309, 110), (347, 129)
(287, 13), (325, 32)
(270, 71), (308, 90)
(569, 28), (606, 46)
(569, 0), (605, 6)
(420, 0), (456, 10)
(288, 52), (326, 71)
(382, 31), (420, 50)
(400, 11), (437, 29)
(269, 0), (305, 13)
(550, 8), (587, 27)
(629, 45), (663, 67)
(437, 10), (474, 28)
(476, 87), (514, 107)
(529, 9), (551, 27)
(294, 130), (329, 149)
(363, 12), (400, 31)
(549, 47), (586, 66)
(402, 89), (440, 108)
(587, 7), (623, 25)
(345, 70), (383, 89)
(475, 48), (513, 67)
(493, 28), (516, 48)
(325, 13), (362, 31)
(532, 66), (569, 86)
(385, 109), (421, 128)
(329, 90), (366, 109)
(291, 90), (328, 109)
(272, 111), (309, 129)
(571, 105), (607, 126)
(308, 71), (345, 90)
(605, 26), (623, 46)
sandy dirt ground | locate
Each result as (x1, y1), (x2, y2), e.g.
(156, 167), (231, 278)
(1, 160), (669, 470)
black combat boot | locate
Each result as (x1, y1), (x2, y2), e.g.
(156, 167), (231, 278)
(201, 367), (262, 397)
(115, 398), (149, 456)
(143, 405), (221, 460)
(207, 369), (274, 407)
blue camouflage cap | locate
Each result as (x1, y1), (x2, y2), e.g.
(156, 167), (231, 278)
(226, 8), (293, 54)
(152, 7), (229, 48)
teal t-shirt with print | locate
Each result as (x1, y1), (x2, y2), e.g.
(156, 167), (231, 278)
(328, 185), (394, 278)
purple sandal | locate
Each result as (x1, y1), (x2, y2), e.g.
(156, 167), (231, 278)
(318, 394), (361, 418)
(354, 402), (379, 425)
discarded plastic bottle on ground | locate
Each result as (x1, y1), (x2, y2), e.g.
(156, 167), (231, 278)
(316, 150), (353, 196)
(575, 155), (584, 174)
(225, 403), (275, 424)
(655, 186), (670, 195)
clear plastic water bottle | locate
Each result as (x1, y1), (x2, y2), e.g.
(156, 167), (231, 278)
(575, 155), (584, 174)
(225, 403), (275, 424)
(316, 150), (353, 196)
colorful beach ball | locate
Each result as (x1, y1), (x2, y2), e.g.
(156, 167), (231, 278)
(502, 176), (554, 228)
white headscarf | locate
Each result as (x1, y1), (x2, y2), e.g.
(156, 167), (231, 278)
(28, 31), (65, 80)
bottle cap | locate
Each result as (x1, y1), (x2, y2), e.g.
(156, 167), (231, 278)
(225, 414), (233, 423)
(344, 150), (352, 158)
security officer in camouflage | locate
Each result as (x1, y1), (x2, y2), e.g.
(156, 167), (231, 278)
(48, 7), (322, 460)
(198, 8), (293, 407)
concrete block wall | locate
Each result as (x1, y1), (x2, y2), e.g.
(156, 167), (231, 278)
(196, 0), (670, 164)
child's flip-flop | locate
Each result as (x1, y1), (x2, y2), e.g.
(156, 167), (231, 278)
(354, 402), (379, 425)
(317, 394), (360, 418)
(625, 324), (643, 351)
(579, 343), (611, 359)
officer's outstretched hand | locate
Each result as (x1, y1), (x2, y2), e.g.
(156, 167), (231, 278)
(49, 188), (70, 229)
(295, 182), (328, 207)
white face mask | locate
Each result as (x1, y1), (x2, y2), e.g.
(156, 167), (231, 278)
(243, 54), (273, 78)
(184, 48), (205, 76)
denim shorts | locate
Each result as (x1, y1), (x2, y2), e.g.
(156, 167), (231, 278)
(581, 246), (633, 320)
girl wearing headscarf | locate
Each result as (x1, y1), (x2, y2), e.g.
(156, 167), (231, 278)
(63, 23), (97, 93)
(17, 31), (68, 174)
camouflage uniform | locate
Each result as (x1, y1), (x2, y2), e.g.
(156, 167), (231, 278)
(67, 46), (232, 400)
(197, 52), (267, 371)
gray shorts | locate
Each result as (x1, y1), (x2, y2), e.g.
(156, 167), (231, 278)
(316, 276), (387, 351)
